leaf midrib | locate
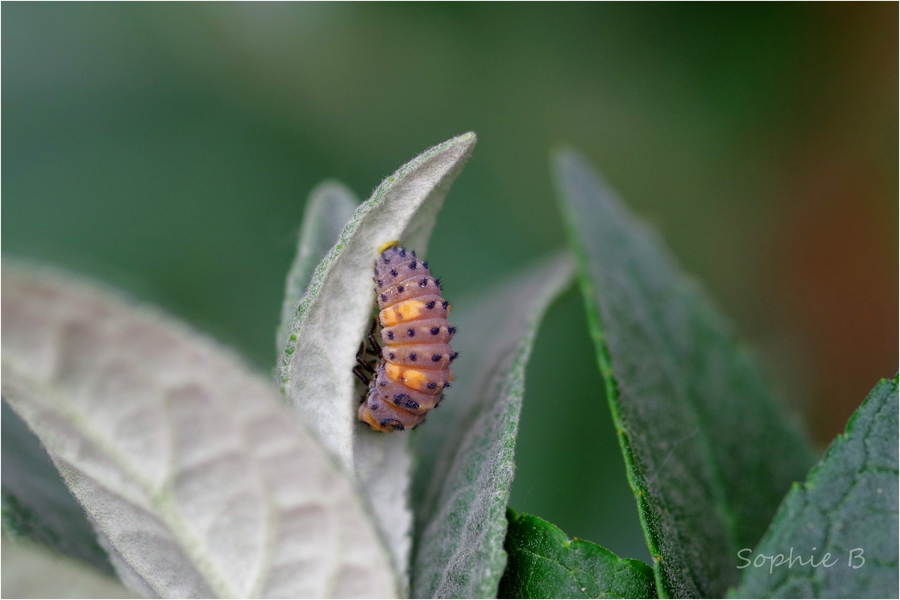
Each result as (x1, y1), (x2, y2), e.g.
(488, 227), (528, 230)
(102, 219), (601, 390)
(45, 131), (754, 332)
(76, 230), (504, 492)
(559, 180), (747, 597)
(5, 361), (252, 598)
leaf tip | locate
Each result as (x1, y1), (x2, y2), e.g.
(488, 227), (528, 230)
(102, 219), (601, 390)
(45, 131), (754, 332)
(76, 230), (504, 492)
(458, 130), (477, 144)
(550, 144), (583, 170)
(445, 131), (477, 157)
(309, 178), (358, 198)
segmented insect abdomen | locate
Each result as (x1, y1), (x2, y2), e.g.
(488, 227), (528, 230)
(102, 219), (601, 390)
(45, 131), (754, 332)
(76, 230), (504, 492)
(358, 245), (457, 432)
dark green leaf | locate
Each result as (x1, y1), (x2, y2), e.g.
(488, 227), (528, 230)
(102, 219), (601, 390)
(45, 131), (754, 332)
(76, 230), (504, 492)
(733, 376), (898, 599)
(499, 510), (656, 599)
(554, 149), (817, 597)
(2, 400), (113, 575)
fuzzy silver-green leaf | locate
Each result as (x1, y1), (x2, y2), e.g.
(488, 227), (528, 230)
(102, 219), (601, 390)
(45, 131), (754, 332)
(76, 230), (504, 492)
(280, 133), (476, 592)
(411, 252), (575, 598)
(277, 180), (359, 353)
(2, 263), (396, 598)
(2, 400), (114, 575)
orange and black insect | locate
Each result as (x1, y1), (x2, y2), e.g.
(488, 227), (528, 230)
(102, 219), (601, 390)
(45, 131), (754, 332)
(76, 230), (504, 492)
(355, 241), (457, 432)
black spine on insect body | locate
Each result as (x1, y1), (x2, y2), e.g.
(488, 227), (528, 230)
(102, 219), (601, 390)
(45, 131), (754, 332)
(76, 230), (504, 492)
(357, 245), (457, 432)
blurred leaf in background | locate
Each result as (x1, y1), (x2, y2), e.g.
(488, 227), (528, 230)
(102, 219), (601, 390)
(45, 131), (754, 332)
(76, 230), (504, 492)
(2, 535), (136, 599)
(3, 2), (896, 568)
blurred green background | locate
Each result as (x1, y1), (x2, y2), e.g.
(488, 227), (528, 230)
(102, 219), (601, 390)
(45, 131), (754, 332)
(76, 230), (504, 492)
(4, 3), (896, 564)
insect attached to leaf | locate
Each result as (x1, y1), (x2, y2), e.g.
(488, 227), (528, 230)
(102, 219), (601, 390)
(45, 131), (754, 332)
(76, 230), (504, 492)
(355, 241), (457, 432)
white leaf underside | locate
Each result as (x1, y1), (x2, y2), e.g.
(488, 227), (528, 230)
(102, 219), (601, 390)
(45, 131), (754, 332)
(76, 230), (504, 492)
(279, 133), (476, 592)
(1, 399), (117, 574)
(2, 264), (396, 598)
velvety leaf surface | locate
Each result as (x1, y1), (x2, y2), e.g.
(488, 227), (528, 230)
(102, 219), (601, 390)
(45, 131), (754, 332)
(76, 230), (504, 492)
(733, 376), (898, 599)
(2, 400), (113, 574)
(554, 149), (816, 598)
(279, 133), (476, 591)
(277, 180), (359, 353)
(411, 253), (575, 598)
(498, 510), (656, 599)
(2, 263), (396, 598)
(1, 534), (138, 599)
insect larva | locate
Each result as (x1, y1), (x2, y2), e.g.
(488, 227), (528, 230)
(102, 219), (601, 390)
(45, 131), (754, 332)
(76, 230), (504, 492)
(356, 242), (457, 432)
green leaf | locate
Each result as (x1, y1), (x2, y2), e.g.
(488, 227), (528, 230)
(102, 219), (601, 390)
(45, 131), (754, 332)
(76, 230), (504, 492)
(498, 510), (656, 599)
(553, 149), (817, 598)
(277, 180), (359, 353)
(2, 401), (113, 575)
(2, 263), (397, 598)
(279, 133), (476, 591)
(411, 252), (576, 598)
(733, 376), (898, 599)
(2, 534), (138, 599)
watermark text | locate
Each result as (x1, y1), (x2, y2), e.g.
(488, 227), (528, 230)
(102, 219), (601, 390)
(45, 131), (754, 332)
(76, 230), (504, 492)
(737, 547), (865, 574)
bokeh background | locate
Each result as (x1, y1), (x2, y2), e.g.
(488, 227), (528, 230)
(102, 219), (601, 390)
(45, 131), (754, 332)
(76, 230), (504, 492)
(4, 3), (896, 563)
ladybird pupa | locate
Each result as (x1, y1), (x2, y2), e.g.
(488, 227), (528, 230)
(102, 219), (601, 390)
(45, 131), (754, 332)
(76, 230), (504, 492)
(357, 244), (456, 432)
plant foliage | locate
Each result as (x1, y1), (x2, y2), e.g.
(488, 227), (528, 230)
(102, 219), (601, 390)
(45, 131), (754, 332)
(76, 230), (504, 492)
(733, 377), (898, 599)
(499, 510), (656, 599)
(553, 148), (818, 597)
(1, 137), (895, 600)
